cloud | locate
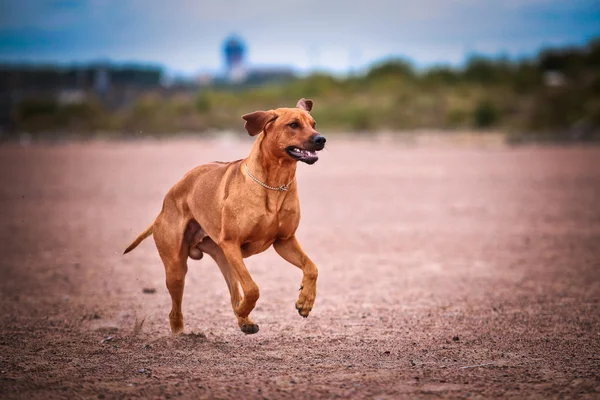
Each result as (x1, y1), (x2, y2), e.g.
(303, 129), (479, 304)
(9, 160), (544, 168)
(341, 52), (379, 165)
(0, 0), (598, 74)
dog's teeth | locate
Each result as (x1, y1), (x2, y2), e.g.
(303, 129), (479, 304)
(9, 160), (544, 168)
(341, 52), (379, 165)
(291, 147), (317, 157)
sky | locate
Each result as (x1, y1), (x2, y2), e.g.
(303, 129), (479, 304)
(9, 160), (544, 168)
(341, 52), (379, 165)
(1, 0), (599, 77)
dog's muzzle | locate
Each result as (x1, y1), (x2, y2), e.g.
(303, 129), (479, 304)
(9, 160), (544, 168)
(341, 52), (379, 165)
(286, 135), (326, 165)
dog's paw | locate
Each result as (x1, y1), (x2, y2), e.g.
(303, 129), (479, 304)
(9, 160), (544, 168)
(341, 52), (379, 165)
(238, 317), (259, 334)
(295, 289), (315, 318)
(240, 323), (260, 334)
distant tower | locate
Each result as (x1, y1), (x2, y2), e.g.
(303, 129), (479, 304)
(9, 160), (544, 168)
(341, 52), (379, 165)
(223, 35), (247, 83)
(93, 63), (110, 96)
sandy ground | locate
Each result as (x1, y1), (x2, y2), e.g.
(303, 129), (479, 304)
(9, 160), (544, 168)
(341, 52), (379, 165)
(0, 136), (599, 399)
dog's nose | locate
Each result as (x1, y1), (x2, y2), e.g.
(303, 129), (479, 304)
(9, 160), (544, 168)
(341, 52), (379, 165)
(312, 135), (327, 146)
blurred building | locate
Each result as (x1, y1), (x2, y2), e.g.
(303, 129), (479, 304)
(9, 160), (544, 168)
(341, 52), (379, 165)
(245, 67), (295, 85)
(0, 63), (162, 95)
(0, 63), (164, 129)
(219, 34), (295, 85)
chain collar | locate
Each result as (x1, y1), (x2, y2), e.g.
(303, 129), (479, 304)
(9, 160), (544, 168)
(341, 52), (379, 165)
(244, 163), (294, 192)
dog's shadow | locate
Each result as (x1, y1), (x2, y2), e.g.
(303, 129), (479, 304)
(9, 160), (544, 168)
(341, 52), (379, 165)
(142, 331), (210, 351)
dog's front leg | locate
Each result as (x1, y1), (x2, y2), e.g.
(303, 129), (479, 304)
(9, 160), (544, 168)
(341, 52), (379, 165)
(273, 236), (318, 317)
(220, 242), (261, 334)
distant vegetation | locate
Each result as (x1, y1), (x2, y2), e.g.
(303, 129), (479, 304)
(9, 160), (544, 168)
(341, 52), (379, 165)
(3, 38), (600, 141)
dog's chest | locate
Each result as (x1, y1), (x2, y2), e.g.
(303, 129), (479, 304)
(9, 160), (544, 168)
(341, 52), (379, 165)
(240, 210), (299, 257)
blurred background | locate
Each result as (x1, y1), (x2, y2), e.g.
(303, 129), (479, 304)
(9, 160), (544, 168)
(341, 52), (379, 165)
(2, 3), (600, 397)
(1, 0), (599, 141)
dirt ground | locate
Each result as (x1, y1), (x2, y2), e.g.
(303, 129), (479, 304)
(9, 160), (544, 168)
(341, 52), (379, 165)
(0, 136), (599, 399)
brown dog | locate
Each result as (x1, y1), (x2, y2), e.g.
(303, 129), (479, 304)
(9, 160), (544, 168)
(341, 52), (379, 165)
(124, 98), (325, 334)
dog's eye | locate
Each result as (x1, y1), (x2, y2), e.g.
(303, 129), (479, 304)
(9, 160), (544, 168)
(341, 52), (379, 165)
(289, 122), (300, 129)
(312, 122), (316, 129)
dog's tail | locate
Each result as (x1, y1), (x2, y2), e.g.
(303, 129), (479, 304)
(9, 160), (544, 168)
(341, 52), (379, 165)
(123, 223), (154, 254)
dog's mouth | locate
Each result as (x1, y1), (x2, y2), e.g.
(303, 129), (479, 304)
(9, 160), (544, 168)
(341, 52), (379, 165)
(286, 146), (321, 164)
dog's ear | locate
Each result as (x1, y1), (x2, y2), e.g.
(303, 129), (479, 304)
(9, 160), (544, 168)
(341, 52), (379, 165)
(296, 98), (313, 112)
(241, 110), (278, 136)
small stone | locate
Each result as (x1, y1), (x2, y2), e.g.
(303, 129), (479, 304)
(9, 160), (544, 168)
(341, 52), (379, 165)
(100, 336), (113, 344)
(143, 288), (156, 294)
(453, 336), (460, 341)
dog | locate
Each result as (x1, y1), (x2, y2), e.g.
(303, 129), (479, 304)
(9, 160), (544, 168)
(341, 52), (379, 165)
(124, 98), (326, 334)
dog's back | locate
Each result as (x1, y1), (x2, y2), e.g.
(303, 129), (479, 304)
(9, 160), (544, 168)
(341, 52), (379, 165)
(124, 159), (239, 254)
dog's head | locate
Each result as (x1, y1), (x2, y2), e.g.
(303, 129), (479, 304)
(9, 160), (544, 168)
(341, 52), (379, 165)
(242, 98), (326, 165)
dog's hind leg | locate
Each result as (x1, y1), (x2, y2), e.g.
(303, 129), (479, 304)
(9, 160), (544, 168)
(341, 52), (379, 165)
(153, 212), (189, 335)
(198, 239), (259, 334)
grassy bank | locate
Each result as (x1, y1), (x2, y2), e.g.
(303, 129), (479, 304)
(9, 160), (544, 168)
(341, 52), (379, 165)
(5, 39), (600, 142)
